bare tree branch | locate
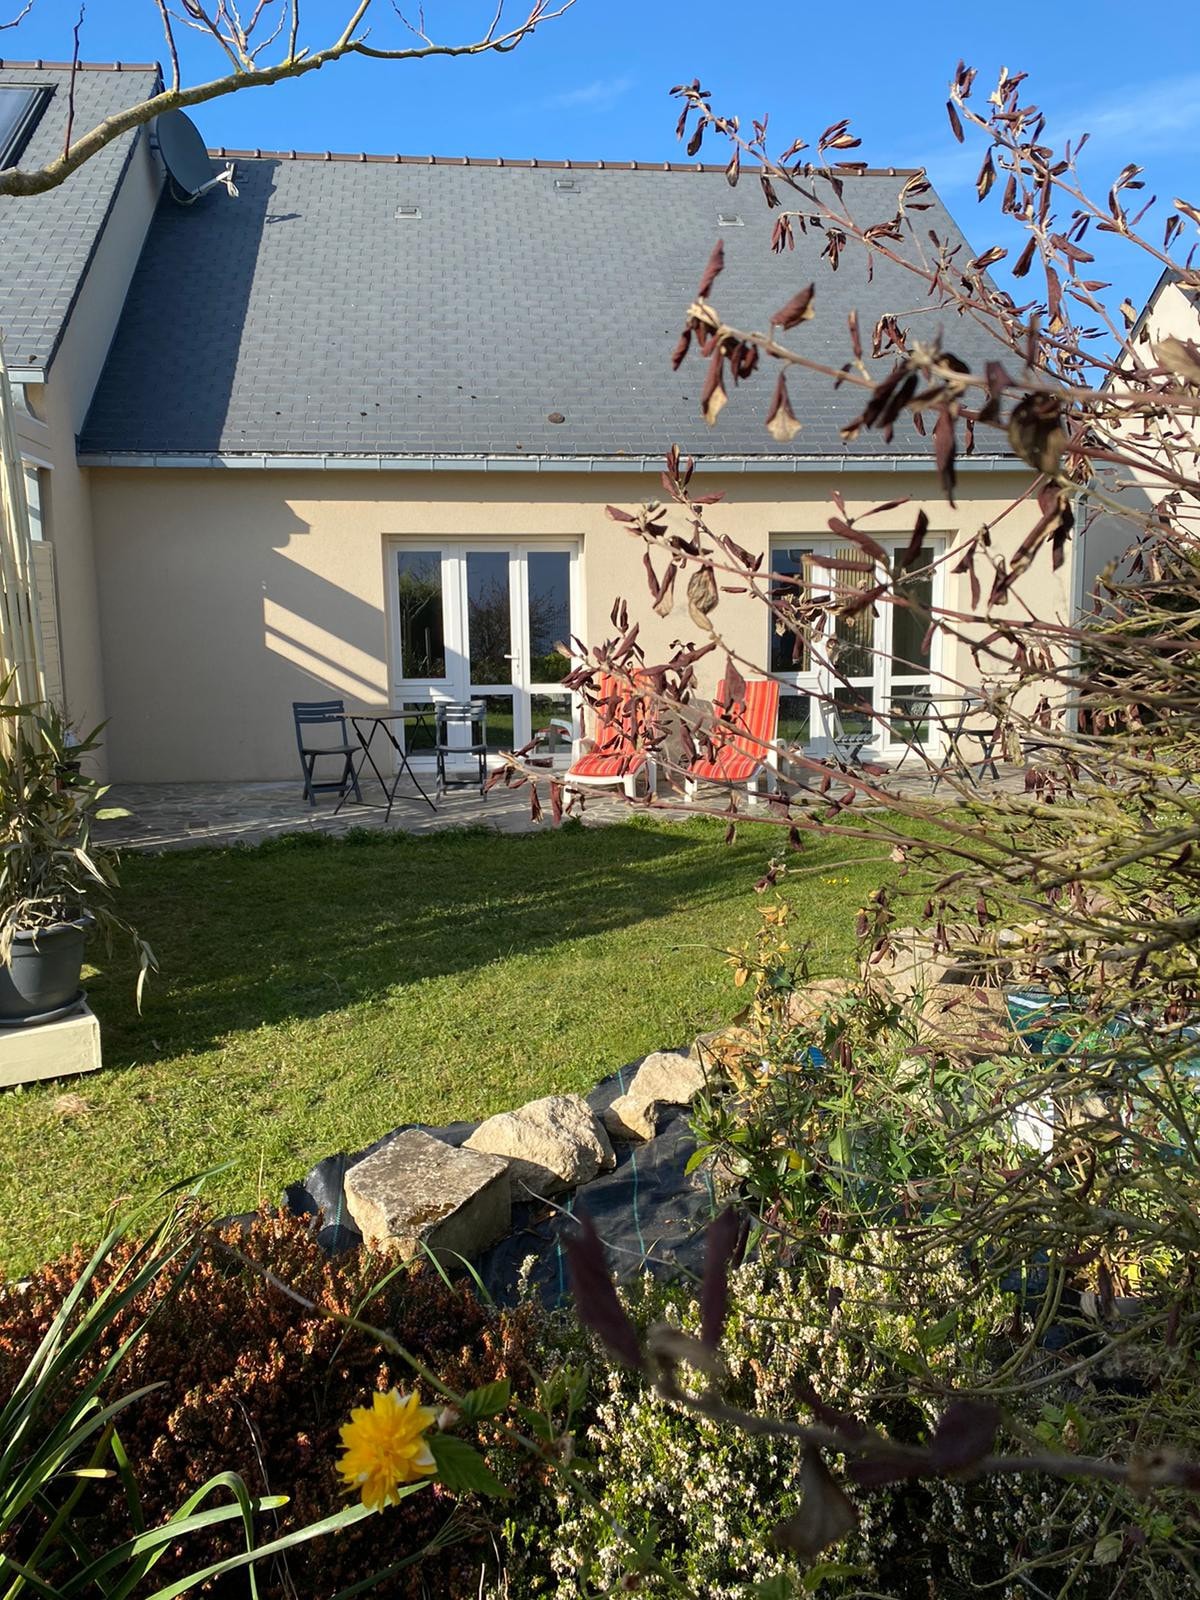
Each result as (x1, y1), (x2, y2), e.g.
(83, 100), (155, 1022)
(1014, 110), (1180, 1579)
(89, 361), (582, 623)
(0, 0), (37, 31)
(61, 3), (84, 160)
(153, 0), (182, 93)
(0, 0), (574, 197)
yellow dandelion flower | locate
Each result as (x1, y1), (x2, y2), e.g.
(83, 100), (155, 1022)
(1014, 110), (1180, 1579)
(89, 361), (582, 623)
(337, 1388), (438, 1511)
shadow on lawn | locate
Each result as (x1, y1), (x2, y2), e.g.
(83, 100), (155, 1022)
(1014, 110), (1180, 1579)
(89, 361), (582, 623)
(85, 820), (864, 1066)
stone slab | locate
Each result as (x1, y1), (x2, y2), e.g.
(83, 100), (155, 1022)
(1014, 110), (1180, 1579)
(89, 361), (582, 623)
(863, 933), (955, 998)
(344, 1129), (510, 1261)
(784, 978), (855, 1027)
(0, 1003), (101, 1088)
(690, 1023), (759, 1072)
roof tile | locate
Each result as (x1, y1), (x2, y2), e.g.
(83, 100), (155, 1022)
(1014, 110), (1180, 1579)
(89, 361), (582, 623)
(79, 149), (1009, 459)
(0, 63), (161, 371)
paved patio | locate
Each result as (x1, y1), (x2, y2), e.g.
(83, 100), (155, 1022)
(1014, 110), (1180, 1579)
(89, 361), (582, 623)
(93, 764), (1032, 852)
(91, 774), (619, 851)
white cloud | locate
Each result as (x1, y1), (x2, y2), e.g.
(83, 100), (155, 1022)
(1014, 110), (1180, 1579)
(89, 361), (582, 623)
(1061, 73), (1200, 153)
(543, 75), (634, 112)
(913, 72), (1200, 195)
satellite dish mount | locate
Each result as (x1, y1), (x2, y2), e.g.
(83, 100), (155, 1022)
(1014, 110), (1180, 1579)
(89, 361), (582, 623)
(154, 109), (239, 205)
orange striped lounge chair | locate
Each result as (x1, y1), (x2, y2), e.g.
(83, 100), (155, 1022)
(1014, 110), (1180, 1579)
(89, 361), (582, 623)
(564, 672), (657, 800)
(683, 676), (780, 807)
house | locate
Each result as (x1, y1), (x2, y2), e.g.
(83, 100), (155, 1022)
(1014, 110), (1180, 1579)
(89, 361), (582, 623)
(1, 60), (1071, 784)
(1076, 266), (1200, 607)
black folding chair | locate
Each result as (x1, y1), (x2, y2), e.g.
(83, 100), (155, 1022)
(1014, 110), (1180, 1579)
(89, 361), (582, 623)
(434, 701), (489, 799)
(293, 699), (363, 807)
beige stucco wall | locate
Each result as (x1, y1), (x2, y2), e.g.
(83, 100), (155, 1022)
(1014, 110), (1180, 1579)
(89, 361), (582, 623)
(19, 127), (162, 768)
(88, 462), (1065, 783)
(1082, 276), (1200, 600)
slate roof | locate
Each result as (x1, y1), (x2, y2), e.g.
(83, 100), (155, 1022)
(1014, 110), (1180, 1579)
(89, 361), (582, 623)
(80, 148), (1011, 462)
(0, 62), (161, 375)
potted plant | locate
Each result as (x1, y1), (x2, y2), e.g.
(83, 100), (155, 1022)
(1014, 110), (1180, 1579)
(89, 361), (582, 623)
(0, 696), (154, 1024)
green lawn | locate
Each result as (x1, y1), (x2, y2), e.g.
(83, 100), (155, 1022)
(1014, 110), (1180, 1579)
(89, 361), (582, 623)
(0, 817), (894, 1279)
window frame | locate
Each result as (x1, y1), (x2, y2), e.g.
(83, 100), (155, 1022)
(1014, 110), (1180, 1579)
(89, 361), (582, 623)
(768, 534), (946, 753)
(0, 85), (52, 171)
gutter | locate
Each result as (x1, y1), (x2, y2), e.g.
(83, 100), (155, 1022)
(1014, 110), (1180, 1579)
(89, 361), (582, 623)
(76, 451), (1021, 474)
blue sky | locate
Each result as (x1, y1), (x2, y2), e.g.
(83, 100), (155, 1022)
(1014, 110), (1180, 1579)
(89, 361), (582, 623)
(8, 0), (1200, 310)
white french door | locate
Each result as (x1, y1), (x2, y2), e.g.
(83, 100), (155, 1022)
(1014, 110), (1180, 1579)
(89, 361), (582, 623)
(768, 537), (943, 756)
(388, 540), (580, 762)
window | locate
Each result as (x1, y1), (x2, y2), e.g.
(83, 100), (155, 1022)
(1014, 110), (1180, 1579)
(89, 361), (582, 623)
(768, 535), (942, 751)
(0, 86), (51, 171)
(395, 550), (447, 679)
(23, 467), (44, 541)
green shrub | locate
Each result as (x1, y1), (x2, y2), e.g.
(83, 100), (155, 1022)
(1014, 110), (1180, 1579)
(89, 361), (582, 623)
(524, 1256), (1196, 1599)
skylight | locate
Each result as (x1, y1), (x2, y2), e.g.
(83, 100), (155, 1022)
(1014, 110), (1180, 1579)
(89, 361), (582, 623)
(0, 85), (51, 171)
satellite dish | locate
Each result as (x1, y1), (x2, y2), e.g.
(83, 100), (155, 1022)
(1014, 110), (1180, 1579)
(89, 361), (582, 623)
(155, 109), (238, 204)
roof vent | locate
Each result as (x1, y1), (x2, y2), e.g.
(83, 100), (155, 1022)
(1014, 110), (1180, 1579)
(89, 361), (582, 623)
(554, 177), (581, 192)
(395, 203), (422, 219)
(717, 211), (744, 226)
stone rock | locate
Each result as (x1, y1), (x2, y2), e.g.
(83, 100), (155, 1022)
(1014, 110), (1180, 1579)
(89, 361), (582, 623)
(784, 977), (854, 1028)
(344, 1129), (510, 1261)
(690, 1023), (759, 1073)
(864, 926), (995, 998)
(917, 982), (1015, 1058)
(628, 1049), (707, 1104)
(600, 1050), (708, 1143)
(863, 932), (953, 998)
(601, 1092), (658, 1143)
(463, 1094), (615, 1199)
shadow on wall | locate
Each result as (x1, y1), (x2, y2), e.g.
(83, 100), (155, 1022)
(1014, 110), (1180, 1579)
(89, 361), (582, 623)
(264, 540), (391, 721)
(1077, 473), (1158, 608)
(95, 484), (392, 783)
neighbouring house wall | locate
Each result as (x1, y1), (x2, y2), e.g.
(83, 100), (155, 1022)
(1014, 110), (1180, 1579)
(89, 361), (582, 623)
(24, 127), (162, 766)
(1079, 276), (1200, 607)
(89, 462), (1064, 783)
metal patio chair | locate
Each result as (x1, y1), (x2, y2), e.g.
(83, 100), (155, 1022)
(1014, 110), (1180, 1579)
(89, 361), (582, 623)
(434, 700), (490, 799)
(293, 699), (363, 806)
(827, 700), (874, 768)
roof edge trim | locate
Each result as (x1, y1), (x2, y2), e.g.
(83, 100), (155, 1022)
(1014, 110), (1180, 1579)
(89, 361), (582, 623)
(204, 147), (924, 176)
(77, 450), (1016, 474)
(0, 59), (161, 72)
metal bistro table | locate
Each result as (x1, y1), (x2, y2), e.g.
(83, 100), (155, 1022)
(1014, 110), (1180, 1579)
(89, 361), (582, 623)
(335, 706), (437, 819)
(889, 692), (1000, 789)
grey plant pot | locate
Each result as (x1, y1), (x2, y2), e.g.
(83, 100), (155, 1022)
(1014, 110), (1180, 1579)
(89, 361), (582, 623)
(0, 917), (90, 1023)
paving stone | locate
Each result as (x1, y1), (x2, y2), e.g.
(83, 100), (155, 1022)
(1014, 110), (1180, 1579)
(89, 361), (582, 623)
(344, 1129), (510, 1260)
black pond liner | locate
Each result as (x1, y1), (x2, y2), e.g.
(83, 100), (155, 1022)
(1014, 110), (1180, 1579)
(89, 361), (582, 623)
(282, 1065), (722, 1307)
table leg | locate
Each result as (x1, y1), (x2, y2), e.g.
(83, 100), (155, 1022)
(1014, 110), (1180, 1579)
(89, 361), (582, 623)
(929, 702), (967, 792)
(375, 718), (437, 817)
(336, 719), (388, 815)
(888, 699), (923, 772)
(951, 702), (1000, 787)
